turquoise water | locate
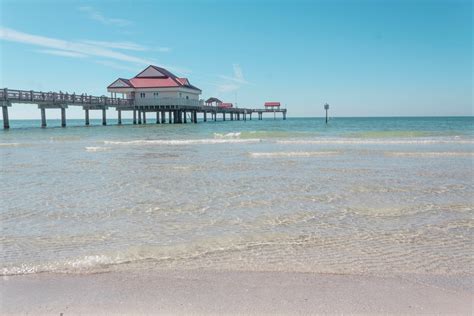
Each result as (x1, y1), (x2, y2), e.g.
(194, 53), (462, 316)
(1, 117), (473, 276)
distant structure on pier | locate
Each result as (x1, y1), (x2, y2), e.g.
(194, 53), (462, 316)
(107, 65), (202, 105)
(264, 102), (281, 109)
(205, 97), (222, 107)
(218, 103), (234, 109)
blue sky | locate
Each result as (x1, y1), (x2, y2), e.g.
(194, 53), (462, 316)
(0, 0), (472, 119)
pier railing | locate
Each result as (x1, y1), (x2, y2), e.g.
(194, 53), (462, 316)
(1, 88), (133, 106)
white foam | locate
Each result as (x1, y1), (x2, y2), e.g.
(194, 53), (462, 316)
(385, 152), (474, 157)
(214, 132), (241, 139)
(85, 146), (110, 152)
(277, 138), (474, 145)
(249, 151), (340, 158)
(0, 143), (22, 147)
(104, 138), (261, 146)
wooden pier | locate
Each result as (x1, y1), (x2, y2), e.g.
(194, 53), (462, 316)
(0, 88), (287, 129)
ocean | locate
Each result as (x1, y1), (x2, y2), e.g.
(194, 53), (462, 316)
(1, 117), (473, 277)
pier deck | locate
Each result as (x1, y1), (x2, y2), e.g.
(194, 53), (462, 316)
(0, 88), (286, 129)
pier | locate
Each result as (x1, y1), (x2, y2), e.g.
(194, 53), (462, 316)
(0, 88), (287, 129)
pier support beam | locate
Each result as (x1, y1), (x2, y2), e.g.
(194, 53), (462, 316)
(133, 110), (137, 124)
(168, 111), (172, 124)
(161, 111), (166, 124)
(41, 107), (47, 128)
(223, 113), (226, 121)
(183, 111), (187, 123)
(2, 105), (9, 129)
(193, 111), (197, 123)
(214, 112), (217, 121)
(156, 112), (160, 124)
(84, 109), (89, 126)
(61, 108), (66, 127)
(250, 113), (252, 120)
(143, 111), (147, 124)
(283, 111), (286, 120)
(237, 113), (240, 120)
(173, 111), (178, 124)
(203, 111), (207, 122)
(138, 111), (142, 124)
(230, 113), (234, 121)
(102, 108), (107, 126)
(118, 110), (122, 125)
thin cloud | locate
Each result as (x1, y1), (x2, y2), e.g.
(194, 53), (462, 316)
(78, 6), (131, 27)
(95, 60), (138, 72)
(80, 40), (148, 51)
(0, 26), (155, 65)
(81, 40), (172, 53)
(216, 64), (249, 93)
(36, 49), (88, 58)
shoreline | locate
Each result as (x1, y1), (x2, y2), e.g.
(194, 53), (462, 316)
(1, 270), (472, 315)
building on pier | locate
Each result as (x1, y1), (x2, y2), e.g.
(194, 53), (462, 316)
(205, 97), (222, 107)
(218, 102), (233, 109)
(264, 102), (281, 109)
(107, 65), (202, 106)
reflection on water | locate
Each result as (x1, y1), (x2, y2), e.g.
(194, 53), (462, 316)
(0, 117), (473, 276)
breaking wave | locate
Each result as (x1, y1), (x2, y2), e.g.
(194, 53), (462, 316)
(249, 151), (340, 158)
(104, 138), (262, 146)
(277, 138), (474, 145)
(385, 152), (474, 157)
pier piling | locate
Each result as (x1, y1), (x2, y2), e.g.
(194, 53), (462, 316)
(168, 111), (172, 124)
(156, 111), (160, 124)
(118, 110), (122, 125)
(138, 111), (142, 124)
(102, 108), (107, 126)
(85, 109), (89, 126)
(41, 108), (47, 127)
(61, 108), (66, 127)
(133, 110), (137, 124)
(161, 111), (166, 124)
(143, 111), (147, 124)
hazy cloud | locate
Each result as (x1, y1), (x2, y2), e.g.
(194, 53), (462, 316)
(78, 6), (131, 27)
(216, 64), (249, 93)
(36, 49), (88, 58)
(0, 26), (155, 65)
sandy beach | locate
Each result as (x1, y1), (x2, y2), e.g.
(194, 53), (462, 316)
(1, 270), (472, 315)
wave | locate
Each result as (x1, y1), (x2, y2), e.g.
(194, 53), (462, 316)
(85, 146), (110, 152)
(0, 143), (23, 147)
(249, 151), (339, 158)
(214, 132), (241, 139)
(385, 152), (474, 157)
(214, 131), (313, 139)
(104, 138), (262, 146)
(277, 138), (474, 145)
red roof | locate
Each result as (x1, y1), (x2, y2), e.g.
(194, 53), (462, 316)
(129, 77), (179, 88)
(264, 102), (281, 107)
(218, 103), (233, 108)
(108, 65), (201, 91)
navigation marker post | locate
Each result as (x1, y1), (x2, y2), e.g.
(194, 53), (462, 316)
(324, 103), (329, 125)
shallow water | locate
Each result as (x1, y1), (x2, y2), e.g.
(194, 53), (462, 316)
(1, 117), (473, 276)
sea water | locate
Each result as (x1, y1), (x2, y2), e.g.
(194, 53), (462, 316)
(0, 117), (473, 276)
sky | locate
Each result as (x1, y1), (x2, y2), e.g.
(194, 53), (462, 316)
(0, 0), (472, 119)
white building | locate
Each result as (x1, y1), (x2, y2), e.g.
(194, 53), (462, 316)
(107, 65), (202, 106)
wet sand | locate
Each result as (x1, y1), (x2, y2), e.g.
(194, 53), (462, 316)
(1, 270), (472, 315)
